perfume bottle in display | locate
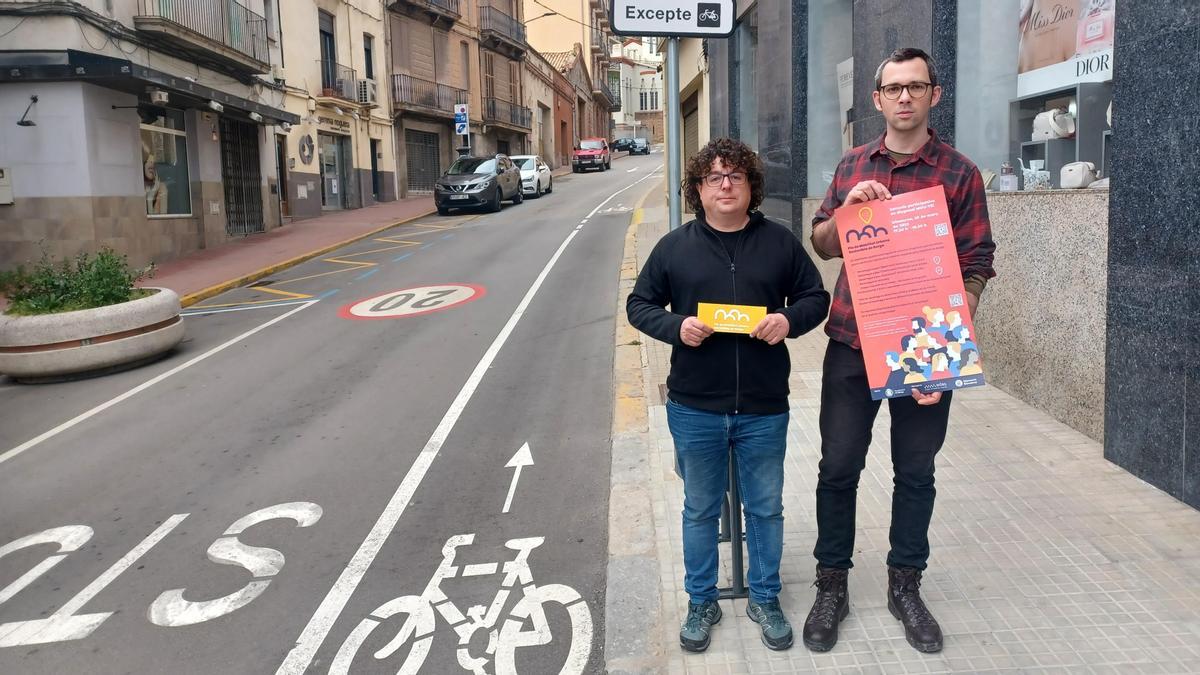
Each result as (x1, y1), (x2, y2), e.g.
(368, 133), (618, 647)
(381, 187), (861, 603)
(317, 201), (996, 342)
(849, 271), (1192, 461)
(999, 162), (1018, 192)
(1077, 0), (1115, 55)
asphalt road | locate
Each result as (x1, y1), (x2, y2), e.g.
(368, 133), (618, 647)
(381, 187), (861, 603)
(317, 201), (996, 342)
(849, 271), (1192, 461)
(0, 153), (664, 674)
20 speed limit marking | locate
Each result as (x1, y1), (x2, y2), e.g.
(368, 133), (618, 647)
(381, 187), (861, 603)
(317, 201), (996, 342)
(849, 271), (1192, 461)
(339, 284), (486, 320)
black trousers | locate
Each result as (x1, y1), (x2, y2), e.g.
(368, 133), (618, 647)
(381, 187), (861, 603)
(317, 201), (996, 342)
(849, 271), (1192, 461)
(814, 340), (952, 570)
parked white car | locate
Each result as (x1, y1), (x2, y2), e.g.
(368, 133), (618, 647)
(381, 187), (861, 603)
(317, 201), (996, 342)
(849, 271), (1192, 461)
(511, 155), (553, 198)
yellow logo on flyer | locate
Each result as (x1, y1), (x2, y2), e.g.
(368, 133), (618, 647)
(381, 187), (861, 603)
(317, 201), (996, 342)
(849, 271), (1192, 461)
(697, 302), (767, 334)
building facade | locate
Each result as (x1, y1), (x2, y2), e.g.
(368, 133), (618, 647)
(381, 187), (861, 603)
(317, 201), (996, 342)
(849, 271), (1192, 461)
(0, 0), (298, 269)
(523, 49), (571, 167)
(276, 0), (398, 219)
(693, 0), (1195, 510)
(386, 0), (532, 197)
(523, 0), (618, 138)
(610, 37), (663, 143)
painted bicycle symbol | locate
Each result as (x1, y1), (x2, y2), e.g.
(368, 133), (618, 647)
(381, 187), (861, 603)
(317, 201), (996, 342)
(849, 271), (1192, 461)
(699, 8), (719, 21)
(330, 534), (592, 674)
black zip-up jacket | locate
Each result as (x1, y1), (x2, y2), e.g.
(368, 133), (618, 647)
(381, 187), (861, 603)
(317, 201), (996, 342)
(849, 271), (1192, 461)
(626, 211), (831, 414)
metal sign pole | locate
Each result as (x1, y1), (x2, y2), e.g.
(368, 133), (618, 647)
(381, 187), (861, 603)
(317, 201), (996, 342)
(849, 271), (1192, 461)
(665, 37), (682, 231)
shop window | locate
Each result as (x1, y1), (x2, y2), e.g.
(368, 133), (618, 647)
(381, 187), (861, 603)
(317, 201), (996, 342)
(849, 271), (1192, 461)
(140, 109), (192, 216)
(805, 0), (852, 198)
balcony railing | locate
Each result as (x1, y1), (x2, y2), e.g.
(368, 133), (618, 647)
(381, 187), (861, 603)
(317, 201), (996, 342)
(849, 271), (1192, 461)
(392, 0), (461, 21)
(135, 0), (269, 70)
(393, 73), (468, 115)
(479, 6), (526, 50)
(590, 27), (604, 53)
(317, 60), (357, 101)
(483, 97), (532, 129)
(597, 79), (620, 112)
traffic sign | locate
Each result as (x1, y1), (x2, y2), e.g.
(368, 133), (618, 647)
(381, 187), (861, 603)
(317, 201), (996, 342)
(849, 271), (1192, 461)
(455, 122), (468, 135)
(610, 0), (735, 37)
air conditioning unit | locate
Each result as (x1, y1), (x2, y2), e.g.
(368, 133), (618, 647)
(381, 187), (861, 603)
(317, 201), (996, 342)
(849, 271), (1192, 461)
(357, 78), (379, 107)
(336, 77), (358, 101)
(271, 65), (287, 82)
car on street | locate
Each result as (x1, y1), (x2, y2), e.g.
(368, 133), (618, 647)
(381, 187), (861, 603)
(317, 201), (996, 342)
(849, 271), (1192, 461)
(612, 138), (634, 152)
(572, 138), (611, 172)
(629, 138), (650, 155)
(511, 154), (554, 198)
(434, 154), (523, 215)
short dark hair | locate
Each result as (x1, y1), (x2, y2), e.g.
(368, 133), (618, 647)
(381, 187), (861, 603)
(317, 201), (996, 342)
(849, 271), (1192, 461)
(682, 138), (765, 216)
(874, 47), (938, 90)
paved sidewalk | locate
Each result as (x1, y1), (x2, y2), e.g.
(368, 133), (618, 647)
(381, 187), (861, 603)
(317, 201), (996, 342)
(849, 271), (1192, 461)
(612, 202), (1200, 673)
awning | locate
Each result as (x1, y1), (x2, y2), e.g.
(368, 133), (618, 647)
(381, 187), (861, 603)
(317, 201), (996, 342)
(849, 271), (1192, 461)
(0, 49), (299, 125)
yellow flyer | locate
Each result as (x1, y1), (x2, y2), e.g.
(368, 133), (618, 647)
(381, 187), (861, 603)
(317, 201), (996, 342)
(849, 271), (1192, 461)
(697, 302), (767, 334)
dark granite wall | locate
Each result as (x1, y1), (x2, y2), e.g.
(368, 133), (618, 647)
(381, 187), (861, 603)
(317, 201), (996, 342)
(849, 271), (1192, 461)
(849, 1), (957, 146)
(1104, 3), (1200, 508)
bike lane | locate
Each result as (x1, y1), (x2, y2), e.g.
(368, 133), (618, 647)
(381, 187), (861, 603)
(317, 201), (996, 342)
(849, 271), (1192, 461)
(0, 165), (659, 674)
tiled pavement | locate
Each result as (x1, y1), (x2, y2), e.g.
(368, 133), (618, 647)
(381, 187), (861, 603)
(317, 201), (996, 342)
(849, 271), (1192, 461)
(629, 206), (1200, 674)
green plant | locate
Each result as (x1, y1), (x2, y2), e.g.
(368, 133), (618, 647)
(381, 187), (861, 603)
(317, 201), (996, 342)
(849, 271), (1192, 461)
(0, 248), (155, 316)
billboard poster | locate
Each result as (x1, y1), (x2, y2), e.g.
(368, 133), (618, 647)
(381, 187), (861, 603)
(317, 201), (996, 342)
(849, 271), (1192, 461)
(833, 186), (986, 401)
(1017, 0), (1115, 96)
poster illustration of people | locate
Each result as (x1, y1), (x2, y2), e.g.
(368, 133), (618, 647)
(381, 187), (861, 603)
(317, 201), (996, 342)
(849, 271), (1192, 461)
(833, 186), (986, 401)
(1017, 0), (1116, 96)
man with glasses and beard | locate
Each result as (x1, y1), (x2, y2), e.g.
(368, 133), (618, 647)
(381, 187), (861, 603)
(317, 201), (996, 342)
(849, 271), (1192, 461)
(804, 47), (997, 654)
(628, 138), (829, 653)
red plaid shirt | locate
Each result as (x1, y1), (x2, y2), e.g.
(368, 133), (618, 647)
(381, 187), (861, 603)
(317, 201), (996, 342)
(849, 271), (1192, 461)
(813, 130), (996, 349)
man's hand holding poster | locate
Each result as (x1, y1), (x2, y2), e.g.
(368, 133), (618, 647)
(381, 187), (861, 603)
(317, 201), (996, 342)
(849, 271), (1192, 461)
(834, 185), (986, 400)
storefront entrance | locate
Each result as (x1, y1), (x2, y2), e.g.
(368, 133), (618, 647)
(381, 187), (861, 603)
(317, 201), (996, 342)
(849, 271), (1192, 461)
(319, 132), (349, 211)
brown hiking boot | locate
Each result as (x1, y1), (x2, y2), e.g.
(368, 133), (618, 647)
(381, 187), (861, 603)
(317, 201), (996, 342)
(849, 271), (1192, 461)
(887, 566), (943, 653)
(802, 566), (849, 652)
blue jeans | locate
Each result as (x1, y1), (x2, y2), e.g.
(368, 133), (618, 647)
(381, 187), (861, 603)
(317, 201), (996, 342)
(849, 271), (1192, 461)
(666, 399), (789, 605)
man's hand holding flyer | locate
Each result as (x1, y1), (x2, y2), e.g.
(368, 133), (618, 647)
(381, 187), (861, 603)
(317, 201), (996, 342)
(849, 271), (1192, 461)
(833, 185), (986, 400)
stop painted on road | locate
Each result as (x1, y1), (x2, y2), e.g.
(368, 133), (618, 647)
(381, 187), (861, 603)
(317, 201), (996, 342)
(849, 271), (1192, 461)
(339, 284), (486, 320)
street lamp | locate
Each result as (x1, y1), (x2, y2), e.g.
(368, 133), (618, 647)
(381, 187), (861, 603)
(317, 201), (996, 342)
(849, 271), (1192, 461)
(527, 11), (558, 22)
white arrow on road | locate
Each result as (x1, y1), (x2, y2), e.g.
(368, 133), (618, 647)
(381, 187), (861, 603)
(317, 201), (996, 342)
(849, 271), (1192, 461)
(502, 442), (534, 514)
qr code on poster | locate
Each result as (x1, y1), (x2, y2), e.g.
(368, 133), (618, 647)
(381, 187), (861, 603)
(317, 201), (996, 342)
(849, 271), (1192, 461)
(948, 293), (964, 308)
(934, 223), (950, 237)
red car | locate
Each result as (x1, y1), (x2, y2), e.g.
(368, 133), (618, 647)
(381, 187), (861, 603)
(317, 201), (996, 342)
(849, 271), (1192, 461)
(572, 138), (611, 172)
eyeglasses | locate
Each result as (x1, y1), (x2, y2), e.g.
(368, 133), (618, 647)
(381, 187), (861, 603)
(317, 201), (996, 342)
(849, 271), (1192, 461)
(702, 171), (747, 188)
(879, 81), (932, 100)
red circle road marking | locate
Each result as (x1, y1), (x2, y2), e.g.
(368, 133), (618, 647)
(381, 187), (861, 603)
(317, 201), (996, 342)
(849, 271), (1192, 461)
(338, 284), (487, 320)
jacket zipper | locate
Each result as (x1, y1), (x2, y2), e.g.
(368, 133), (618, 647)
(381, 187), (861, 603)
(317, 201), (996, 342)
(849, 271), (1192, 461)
(703, 223), (746, 414)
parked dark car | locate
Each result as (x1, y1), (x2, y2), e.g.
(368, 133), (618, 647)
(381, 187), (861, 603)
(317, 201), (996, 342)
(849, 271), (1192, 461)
(612, 138), (635, 152)
(630, 138), (650, 155)
(434, 154), (523, 215)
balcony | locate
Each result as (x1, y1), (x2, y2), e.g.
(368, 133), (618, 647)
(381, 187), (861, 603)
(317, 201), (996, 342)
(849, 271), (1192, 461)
(389, 0), (461, 25)
(590, 27), (604, 54)
(134, 0), (269, 73)
(479, 6), (526, 58)
(393, 73), (467, 118)
(595, 79), (620, 112)
(483, 97), (531, 130)
(316, 60), (358, 104)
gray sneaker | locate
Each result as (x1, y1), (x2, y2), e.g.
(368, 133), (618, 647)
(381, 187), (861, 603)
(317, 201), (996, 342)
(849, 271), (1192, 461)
(679, 600), (722, 652)
(747, 598), (794, 650)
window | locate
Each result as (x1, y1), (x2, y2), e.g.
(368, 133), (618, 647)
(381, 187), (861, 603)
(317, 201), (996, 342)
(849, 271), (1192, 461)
(140, 109), (191, 216)
(651, 90), (658, 110)
(447, 157), (496, 174)
(364, 34), (375, 80)
(264, 0), (278, 40)
(640, 91), (647, 110)
(734, 9), (758, 150)
(461, 41), (471, 90)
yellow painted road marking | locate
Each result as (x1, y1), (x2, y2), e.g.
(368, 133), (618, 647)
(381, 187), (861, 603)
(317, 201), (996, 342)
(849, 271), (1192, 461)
(247, 286), (314, 299)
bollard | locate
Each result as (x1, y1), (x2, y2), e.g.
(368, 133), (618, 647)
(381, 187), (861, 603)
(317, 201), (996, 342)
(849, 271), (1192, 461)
(718, 451), (747, 600)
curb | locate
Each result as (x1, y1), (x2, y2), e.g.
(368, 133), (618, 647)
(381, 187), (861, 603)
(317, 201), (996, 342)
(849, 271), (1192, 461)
(606, 178), (668, 674)
(176, 208), (437, 307)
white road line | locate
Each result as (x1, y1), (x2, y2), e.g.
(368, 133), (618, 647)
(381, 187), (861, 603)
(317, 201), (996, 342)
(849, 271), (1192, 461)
(276, 171), (661, 675)
(181, 299), (314, 316)
(0, 301), (317, 467)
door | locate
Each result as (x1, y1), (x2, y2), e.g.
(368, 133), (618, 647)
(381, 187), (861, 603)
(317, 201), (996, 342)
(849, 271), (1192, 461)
(319, 11), (336, 91)
(369, 138), (381, 202)
(219, 118), (264, 235)
(319, 132), (346, 210)
(275, 134), (289, 218)
(405, 129), (440, 194)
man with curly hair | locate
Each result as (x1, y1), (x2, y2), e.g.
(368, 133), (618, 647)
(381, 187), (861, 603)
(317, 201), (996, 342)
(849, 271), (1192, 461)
(627, 138), (830, 652)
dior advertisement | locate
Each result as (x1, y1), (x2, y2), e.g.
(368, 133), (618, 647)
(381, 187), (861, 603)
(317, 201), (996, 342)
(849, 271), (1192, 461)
(1017, 0), (1115, 96)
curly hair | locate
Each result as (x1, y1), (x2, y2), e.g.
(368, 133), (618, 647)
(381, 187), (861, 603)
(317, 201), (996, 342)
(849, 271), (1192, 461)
(682, 138), (765, 216)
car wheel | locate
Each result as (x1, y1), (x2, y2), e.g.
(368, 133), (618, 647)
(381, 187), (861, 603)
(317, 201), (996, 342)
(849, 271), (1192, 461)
(606, 160), (612, 170)
(489, 189), (502, 213)
(512, 188), (523, 204)
(532, 180), (542, 198)
(545, 177), (552, 194)
(437, 206), (450, 216)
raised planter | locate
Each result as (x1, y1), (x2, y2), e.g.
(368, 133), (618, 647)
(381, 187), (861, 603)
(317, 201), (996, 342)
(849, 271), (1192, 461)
(0, 288), (184, 382)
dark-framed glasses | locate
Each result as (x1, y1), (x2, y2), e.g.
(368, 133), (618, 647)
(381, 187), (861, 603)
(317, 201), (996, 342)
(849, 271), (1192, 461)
(703, 171), (747, 188)
(879, 81), (932, 100)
